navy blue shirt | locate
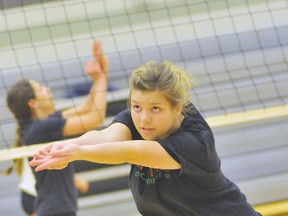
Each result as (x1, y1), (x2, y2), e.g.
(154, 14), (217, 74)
(23, 112), (78, 216)
(112, 105), (261, 216)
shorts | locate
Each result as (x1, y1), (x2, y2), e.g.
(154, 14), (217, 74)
(21, 191), (35, 215)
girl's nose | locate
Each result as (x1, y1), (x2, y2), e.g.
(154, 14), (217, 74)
(140, 111), (152, 123)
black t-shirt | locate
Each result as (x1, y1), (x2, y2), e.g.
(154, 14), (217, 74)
(22, 112), (78, 216)
(112, 106), (261, 216)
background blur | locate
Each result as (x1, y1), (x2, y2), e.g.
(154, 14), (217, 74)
(0, 0), (288, 215)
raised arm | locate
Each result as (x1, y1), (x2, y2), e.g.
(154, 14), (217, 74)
(61, 40), (109, 136)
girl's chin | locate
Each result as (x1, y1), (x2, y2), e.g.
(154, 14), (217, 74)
(141, 134), (156, 141)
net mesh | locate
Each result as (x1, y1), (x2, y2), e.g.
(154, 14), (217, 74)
(1, 0), (288, 163)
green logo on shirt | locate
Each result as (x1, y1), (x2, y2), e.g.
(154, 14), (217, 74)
(135, 166), (171, 185)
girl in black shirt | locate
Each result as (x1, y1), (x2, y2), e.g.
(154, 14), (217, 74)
(31, 61), (261, 216)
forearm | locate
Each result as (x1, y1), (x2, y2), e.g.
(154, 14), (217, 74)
(77, 141), (134, 165)
(73, 75), (107, 115)
(84, 75), (107, 118)
(63, 40), (109, 122)
(81, 49), (109, 116)
(31, 141), (131, 171)
(75, 140), (181, 170)
(73, 125), (122, 146)
(31, 139), (181, 171)
(73, 130), (109, 146)
(63, 75), (108, 129)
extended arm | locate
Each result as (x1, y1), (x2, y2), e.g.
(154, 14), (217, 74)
(76, 140), (181, 169)
(30, 123), (181, 171)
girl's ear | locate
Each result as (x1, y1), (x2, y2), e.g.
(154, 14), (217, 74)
(175, 103), (183, 116)
(28, 98), (36, 109)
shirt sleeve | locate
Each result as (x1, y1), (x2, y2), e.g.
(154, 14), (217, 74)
(112, 109), (143, 140)
(157, 116), (220, 175)
(24, 112), (66, 145)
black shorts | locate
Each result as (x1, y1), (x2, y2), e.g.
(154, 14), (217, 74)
(21, 191), (77, 216)
(21, 191), (35, 215)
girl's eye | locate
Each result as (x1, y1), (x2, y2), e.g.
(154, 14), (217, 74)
(152, 107), (160, 112)
(132, 105), (140, 111)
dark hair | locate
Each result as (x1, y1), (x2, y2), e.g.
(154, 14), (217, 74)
(7, 79), (35, 123)
(5, 79), (35, 175)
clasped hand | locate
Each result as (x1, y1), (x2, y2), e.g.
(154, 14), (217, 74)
(29, 141), (80, 172)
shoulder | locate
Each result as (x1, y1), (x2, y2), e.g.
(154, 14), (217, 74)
(112, 109), (142, 140)
(22, 112), (65, 145)
(112, 109), (133, 129)
(156, 105), (218, 169)
(37, 112), (65, 130)
(181, 104), (214, 142)
(113, 109), (131, 122)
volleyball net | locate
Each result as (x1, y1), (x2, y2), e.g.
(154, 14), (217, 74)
(1, 0), (288, 162)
